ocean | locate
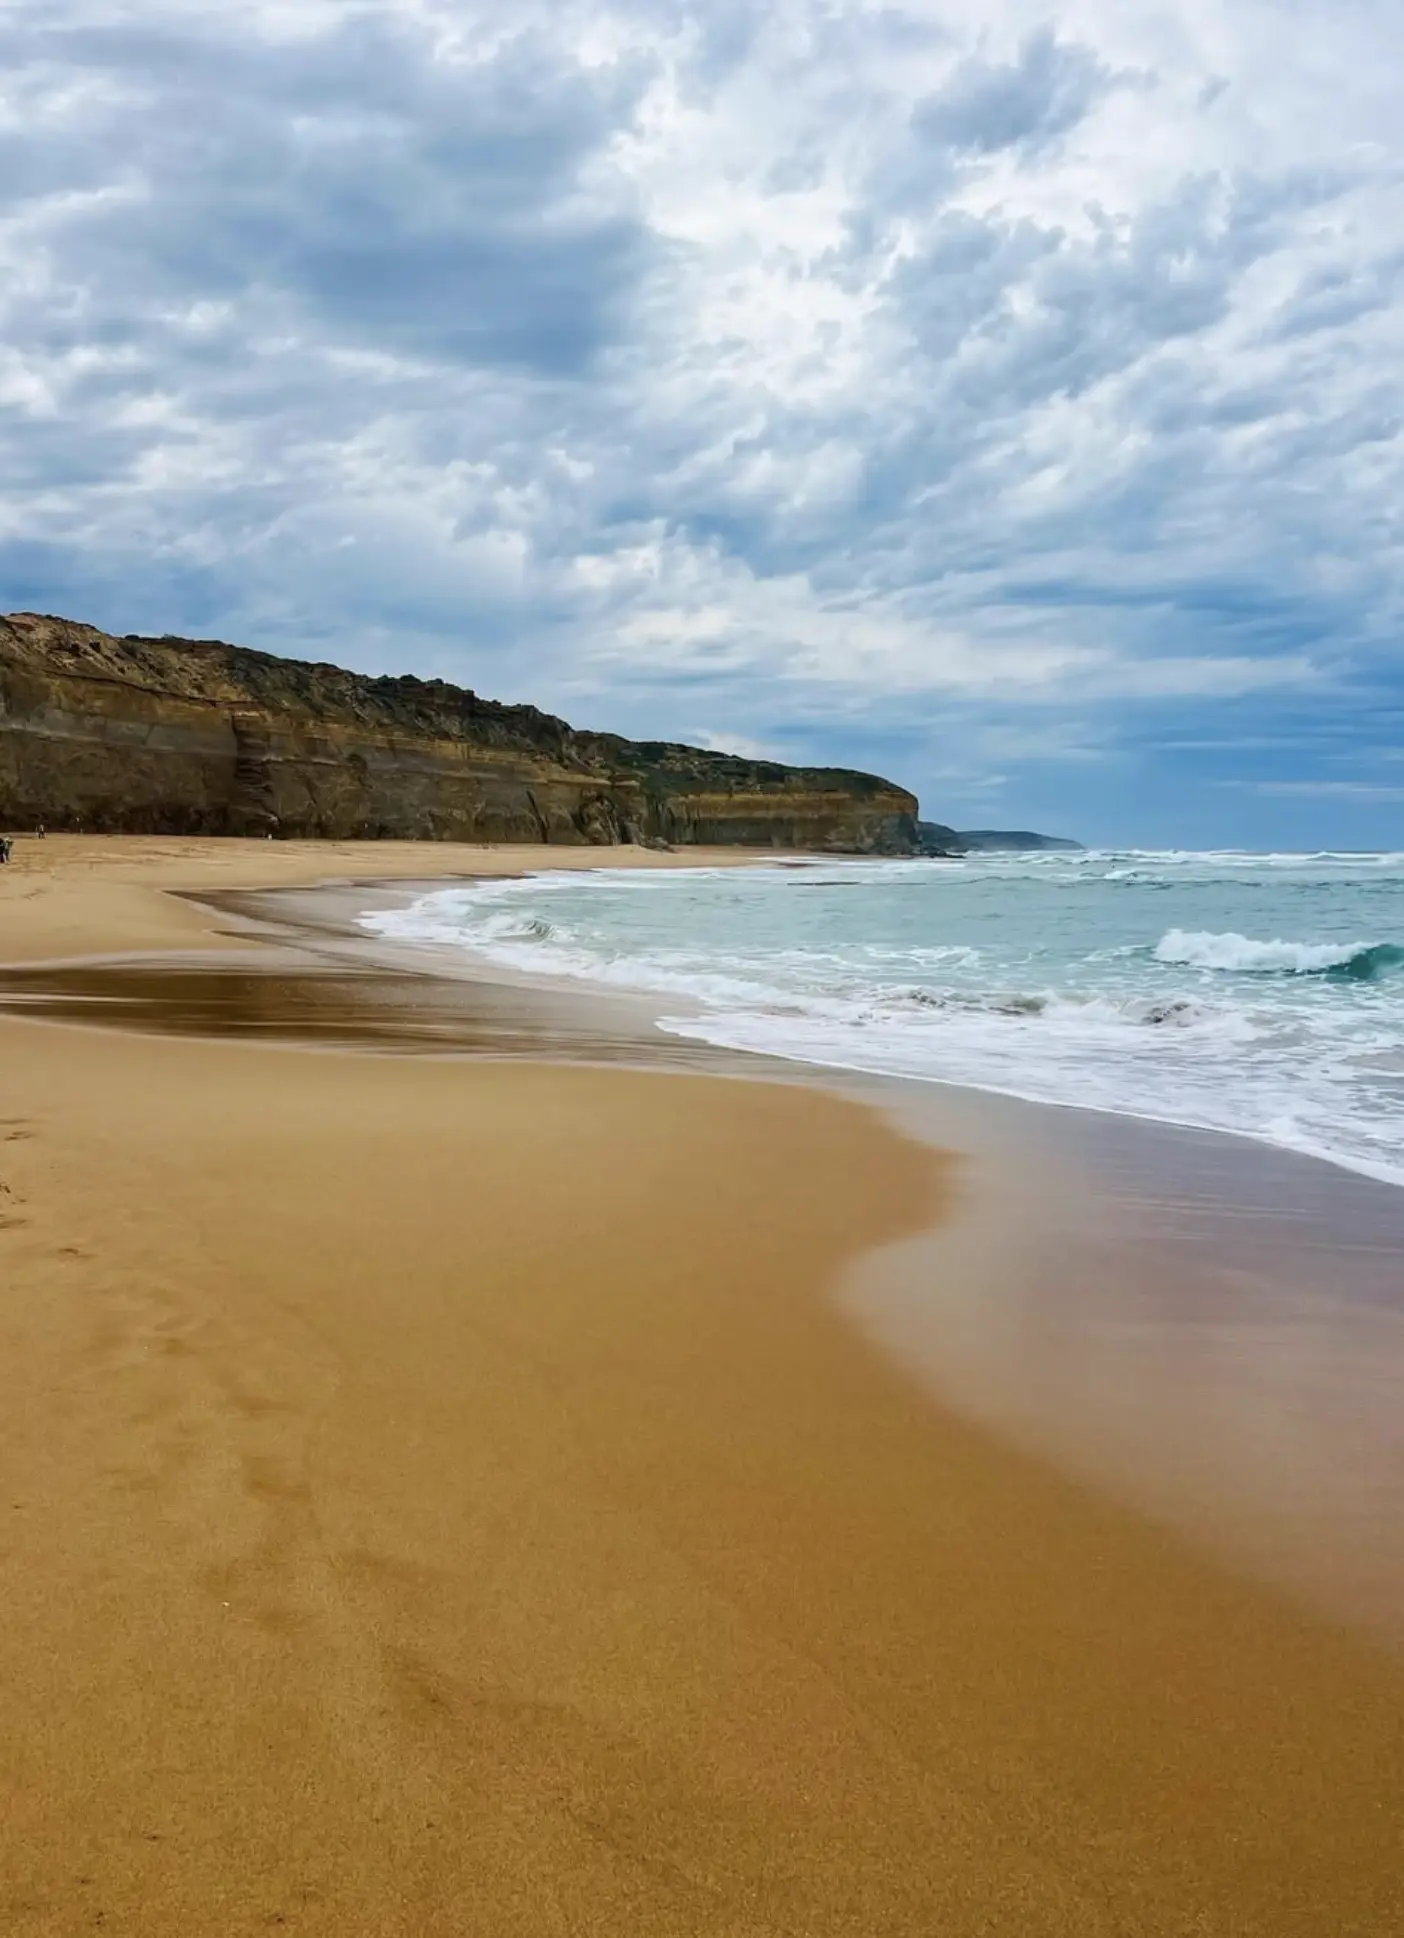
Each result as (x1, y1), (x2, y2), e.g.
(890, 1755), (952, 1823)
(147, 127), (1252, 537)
(360, 850), (1404, 1190)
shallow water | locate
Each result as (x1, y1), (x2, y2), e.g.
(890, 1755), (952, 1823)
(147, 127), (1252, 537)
(847, 1077), (1404, 1644)
(361, 851), (1404, 1187)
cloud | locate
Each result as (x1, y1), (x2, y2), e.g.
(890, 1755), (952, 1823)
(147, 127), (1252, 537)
(1, 0), (1402, 842)
(1, 9), (650, 375)
(912, 27), (1119, 159)
(1243, 780), (1404, 802)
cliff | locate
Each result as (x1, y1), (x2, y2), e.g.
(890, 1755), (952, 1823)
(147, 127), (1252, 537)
(0, 614), (919, 853)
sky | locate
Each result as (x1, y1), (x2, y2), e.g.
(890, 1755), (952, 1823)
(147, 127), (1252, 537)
(2, 0), (1402, 848)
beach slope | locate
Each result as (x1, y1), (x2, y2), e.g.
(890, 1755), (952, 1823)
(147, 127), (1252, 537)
(2, 840), (1403, 1936)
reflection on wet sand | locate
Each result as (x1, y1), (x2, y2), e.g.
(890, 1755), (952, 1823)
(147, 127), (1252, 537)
(850, 1082), (1404, 1646)
(0, 955), (720, 1068)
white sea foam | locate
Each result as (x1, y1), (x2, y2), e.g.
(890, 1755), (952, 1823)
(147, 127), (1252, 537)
(360, 853), (1404, 1189)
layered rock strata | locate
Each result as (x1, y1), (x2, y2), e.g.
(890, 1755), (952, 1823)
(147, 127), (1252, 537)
(1, 614), (919, 853)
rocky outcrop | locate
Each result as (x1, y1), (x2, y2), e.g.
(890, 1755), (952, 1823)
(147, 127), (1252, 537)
(914, 819), (963, 856)
(0, 614), (920, 853)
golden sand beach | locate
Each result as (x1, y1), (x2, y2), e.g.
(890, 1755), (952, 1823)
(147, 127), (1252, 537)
(2, 838), (1403, 1935)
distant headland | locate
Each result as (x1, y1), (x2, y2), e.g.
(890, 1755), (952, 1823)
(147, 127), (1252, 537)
(917, 822), (1084, 856)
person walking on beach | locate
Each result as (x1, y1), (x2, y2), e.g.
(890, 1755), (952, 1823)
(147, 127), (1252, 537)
(0, 837), (12, 863)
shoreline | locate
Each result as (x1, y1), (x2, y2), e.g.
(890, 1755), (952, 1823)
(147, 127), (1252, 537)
(8, 846), (1404, 1642)
(7, 844), (1404, 1643)
(234, 859), (1404, 1197)
(3, 837), (1404, 1934)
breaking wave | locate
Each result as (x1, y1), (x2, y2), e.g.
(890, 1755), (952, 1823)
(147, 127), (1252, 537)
(360, 853), (1404, 1188)
(1155, 930), (1404, 980)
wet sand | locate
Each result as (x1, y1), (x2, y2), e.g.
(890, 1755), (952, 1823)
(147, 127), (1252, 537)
(9, 904), (1404, 1645)
(3, 838), (1404, 1935)
(0, 952), (718, 1064)
(850, 1079), (1404, 1646)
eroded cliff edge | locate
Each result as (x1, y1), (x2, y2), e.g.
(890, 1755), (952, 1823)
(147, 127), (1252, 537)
(0, 614), (919, 852)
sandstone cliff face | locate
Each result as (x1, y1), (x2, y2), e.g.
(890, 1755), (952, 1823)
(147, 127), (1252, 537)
(0, 614), (919, 853)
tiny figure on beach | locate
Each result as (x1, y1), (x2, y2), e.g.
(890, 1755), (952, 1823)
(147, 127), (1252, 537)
(34, 823), (44, 839)
(0, 837), (12, 864)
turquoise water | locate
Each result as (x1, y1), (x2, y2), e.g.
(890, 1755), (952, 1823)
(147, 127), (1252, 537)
(362, 851), (1404, 1187)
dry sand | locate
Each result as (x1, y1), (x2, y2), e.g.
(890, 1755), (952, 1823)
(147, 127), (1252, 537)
(0, 831), (759, 964)
(2, 838), (1403, 1936)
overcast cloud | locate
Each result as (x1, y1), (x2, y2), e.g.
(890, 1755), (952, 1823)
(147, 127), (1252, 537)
(2, 0), (1402, 843)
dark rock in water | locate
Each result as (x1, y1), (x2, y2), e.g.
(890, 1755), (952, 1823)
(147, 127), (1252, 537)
(952, 829), (1084, 853)
(1140, 999), (1198, 1026)
(0, 613), (920, 854)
